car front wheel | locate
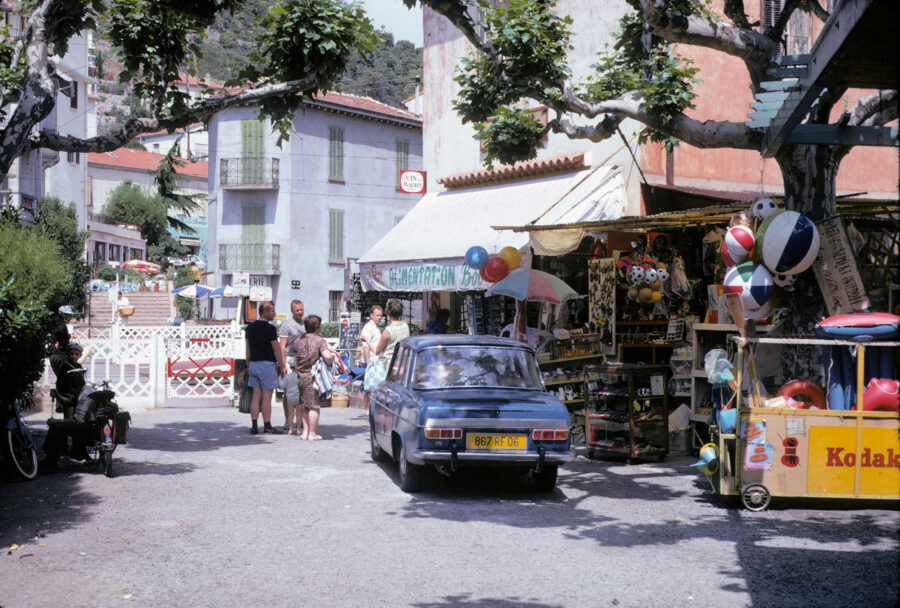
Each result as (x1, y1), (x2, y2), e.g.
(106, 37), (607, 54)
(530, 464), (558, 492)
(398, 441), (425, 493)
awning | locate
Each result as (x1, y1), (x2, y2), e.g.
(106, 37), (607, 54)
(358, 165), (626, 292)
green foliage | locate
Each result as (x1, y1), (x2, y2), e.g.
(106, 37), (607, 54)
(0, 23), (26, 119)
(34, 197), (91, 313)
(334, 33), (423, 109)
(103, 183), (187, 264)
(474, 107), (546, 166)
(174, 267), (197, 319)
(240, 0), (381, 144)
(98, 265), (142, 282)
(154, 139), (203, 231)
(0, 213), (74, 405)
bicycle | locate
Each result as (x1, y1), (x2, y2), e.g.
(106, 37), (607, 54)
(2, 387), (39, 481)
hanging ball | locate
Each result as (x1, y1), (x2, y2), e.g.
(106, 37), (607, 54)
(627, 287), (639, 301)
(751, 197), (780, 221)
(745, 299), (774, 321)
(628, 266), (646, 285)
(723, 261), (774, 311)
(465, 246), (489, 270)
(498, 246), (522, 270)
(639, 287), (654, 303)
(650, 290), (663, 303)
(757, 211), (820, 275)
(722, 225), (756, 267)
(643, 268), (658, 284)
(478, 267), (490, 282)
(656, 267), (670, 283)
(773, 273), (797, 289)
(483, 256), (510, 282)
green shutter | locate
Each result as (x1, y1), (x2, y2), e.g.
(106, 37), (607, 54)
(241, 120), (265, 182)
(329, 208), (344, 262)
(395, 139), (409, 187)
(329, 126), (344, 180)
(242, 205), (264, 243)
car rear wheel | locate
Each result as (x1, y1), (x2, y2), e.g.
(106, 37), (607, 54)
(369, 421), (389, 463)
(530, 465), (558, 492)
(398, 442), (425, 493)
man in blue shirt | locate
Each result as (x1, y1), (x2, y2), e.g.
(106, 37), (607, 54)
(245, 301), (285, 434)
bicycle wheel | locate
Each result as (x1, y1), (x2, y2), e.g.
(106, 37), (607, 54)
(102, 450), (113, 478)
(4, 427), (38, 481)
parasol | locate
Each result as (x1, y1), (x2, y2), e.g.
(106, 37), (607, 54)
(123, 259), (161, 274)
(208, 285), (236, 298)
(172, 284), (212, 298)
(489, 268), (577, 304)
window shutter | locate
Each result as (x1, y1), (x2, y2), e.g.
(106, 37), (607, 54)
(395, 139), (409, 187)
(329, 127), (344, 179)
(329, 208), (344, 262)
(241, 120), (265, 183)
(242, 205), (264, 244)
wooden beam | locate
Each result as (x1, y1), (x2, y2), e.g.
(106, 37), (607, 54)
(748, 110), (779, 120)
(771, 54), (811, 66)
(765, 67), (808, 79)
(759, 79), (801, 92)
(785, 125), (899, 146)
(754, 91), (789, 103)
(750, 101), (785, 111)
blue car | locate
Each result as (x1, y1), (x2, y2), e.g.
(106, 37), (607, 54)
(369, 335), (574, 492)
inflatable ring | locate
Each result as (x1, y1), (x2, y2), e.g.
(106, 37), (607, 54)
(777, 380), (826, 409)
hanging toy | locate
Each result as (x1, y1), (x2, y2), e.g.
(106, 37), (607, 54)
(628, 266), (646, 285)
(751, 197), (779, 221)
(722, 225), (756, 267)
(756, 210), (820, 275)
(773, 273), (797, 289)
(643, 268), (658, 284)
(655, 264), (669, 283)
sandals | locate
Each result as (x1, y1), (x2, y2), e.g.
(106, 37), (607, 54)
(307, 434), (323, 441)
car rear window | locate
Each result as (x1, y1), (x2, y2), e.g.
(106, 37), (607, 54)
(411, 345), (542, 390)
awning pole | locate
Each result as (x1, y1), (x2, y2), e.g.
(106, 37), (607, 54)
(618, 127), (647, 185)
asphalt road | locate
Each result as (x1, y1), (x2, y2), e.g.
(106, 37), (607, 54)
(1, 404), (898, 608)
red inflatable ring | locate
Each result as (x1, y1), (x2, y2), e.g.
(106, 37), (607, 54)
(776, 380), (827, 409)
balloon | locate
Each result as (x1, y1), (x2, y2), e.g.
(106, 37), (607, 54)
(483, 256), (509, 282)
(479, 267), (490, 282)
(498, 246), (522, 270)
(465, 246), (489, 270)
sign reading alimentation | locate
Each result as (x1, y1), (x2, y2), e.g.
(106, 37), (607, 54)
(398, 170), (426, 194)
(360, 260), (487, 292)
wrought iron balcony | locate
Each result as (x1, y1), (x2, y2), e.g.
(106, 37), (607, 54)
(219, 243), (280, 273)
(219, 156), (280, 189)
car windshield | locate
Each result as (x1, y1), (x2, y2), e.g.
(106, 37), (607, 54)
(411, 345), (543, 390)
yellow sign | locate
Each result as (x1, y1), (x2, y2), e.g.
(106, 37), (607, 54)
(808, 426), (900, 497)
(466, 434), (527, 451)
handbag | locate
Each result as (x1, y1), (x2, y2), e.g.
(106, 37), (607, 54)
(238, 386), (253, 413)
(283, 371), (300, 406)
(363, 357), (387, 392)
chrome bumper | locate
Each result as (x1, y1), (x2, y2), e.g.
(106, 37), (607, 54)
(410, 448), (574, 466)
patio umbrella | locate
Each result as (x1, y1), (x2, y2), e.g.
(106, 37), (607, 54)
(208, 285), (235, 298)
(172, 284), (212, 298)
(123, 259), (161, 274)
(488, 267), (577, 304)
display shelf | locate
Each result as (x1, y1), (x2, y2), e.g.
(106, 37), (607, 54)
(617, 320), (669, 326)
(539, 353), (605, 366)
(539, 353), (603, 444)
(584, 363), (669, 463)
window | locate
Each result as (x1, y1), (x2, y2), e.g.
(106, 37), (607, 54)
(388, 346), (411, 383)
(70, 81), (78, 109)
(328, 208), (344, 262)
(109, 244), (120, 262)
(241, 205), (265, 243)
(328, 126), (344, 180)
(761, 0), (810, 54)
(395, 139), (409, 188)
(328, 290), (343, 323)
(67, 151), (79, 164)
(131, 248), (142, 260)
(94, 241), (107, 263)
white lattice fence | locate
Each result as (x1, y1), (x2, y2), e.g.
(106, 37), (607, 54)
(165, 325), (240, 399)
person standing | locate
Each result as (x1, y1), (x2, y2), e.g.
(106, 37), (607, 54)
(278, 300), (305, 433)
(358, 305), (383, 364)
(116, 290), (131, 326)
(292, 315), (334, 440)
(375, 298), (410, 366)
(245, 301), (284, 435)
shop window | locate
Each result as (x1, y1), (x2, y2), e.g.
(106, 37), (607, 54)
(131, 248), (142, 260)
(328, 208), (344, 263)
(94, 241), (107, 263)
(395, 139), (409, 188)
(109, 244), (120, 262)
(328, 290), (342, 323)
(67, 151), (80, 164)
(328, 126), (344, 181)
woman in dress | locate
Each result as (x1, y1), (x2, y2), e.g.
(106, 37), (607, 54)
(375, 298), (410, 366)
(291, 315), (334, 440)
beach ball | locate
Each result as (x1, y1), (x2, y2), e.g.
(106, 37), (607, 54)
(465, 246), (488, 270)
(773, 273), (797, 289)
(757, 211), (820, 275)
(745, 299), (774, 321)
(643, 268), (658, 284)
(751, 197), (779, 221)
(722, 225), (756, 267)
(628, 266), (645, 284)
(499, 246), (522, 270)
(724, 261), (774, 310)
(483, 256), (509, 282)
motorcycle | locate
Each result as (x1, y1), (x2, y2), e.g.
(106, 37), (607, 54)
(1, 388), (39, 481)
(50, 375), (130, 478)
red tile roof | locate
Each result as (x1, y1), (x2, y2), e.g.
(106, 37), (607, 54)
(87, 147), (208, 179)
(310, 91), (421, 123)
(437, 152), (587, 189)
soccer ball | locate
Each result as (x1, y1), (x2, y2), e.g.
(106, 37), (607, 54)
(656, 267), (670, 282)
(643, 268), (658, 284)
(752, 197), (779, 221)
(628, 266), (646, 284)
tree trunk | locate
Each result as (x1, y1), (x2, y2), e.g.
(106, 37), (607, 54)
(775, 143), (841, 221)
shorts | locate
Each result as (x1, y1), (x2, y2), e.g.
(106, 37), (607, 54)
(248, 360), (279, 390)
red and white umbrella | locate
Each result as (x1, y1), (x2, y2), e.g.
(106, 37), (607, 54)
(124, 259), (161, 274)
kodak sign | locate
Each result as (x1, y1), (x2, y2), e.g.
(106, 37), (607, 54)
(809, 426), (900, 496)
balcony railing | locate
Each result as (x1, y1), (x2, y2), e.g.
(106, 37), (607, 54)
(219, 243), (280, 273)
(219, 156), (280, 189)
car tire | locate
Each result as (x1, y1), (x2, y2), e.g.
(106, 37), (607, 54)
(370, 421), (389, 463)
(530, 464), (558, 492)
(398, 441), (425, 493)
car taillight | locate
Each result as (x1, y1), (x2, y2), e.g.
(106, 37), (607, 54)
(425, 428), (462, 439)
(532, 429), (569, 441)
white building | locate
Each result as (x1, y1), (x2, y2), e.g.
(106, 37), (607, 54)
(208, 92), (423, 322)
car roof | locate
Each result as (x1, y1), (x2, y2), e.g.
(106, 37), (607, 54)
(402, 334), (534, 352)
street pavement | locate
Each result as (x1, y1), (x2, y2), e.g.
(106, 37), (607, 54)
(1, 403), (898, 608)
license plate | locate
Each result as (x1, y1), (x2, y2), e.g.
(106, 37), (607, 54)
(466, 433), (527, 451)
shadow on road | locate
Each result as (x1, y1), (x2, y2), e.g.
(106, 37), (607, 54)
(412, 596), (564, 608)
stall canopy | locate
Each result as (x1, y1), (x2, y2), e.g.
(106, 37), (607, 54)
(358, 163), (626, 292)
